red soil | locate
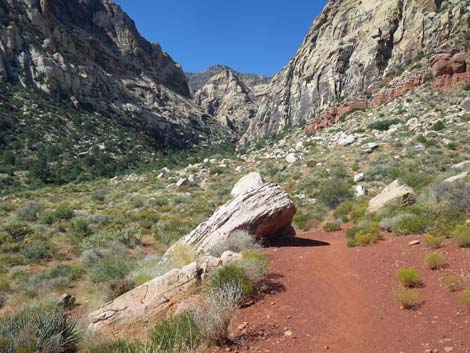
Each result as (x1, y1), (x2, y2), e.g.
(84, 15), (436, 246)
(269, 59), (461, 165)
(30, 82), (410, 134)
(209, 229), (470, 353)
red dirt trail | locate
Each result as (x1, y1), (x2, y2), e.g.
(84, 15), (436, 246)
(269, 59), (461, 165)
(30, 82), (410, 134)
(210, 229), (470, 353)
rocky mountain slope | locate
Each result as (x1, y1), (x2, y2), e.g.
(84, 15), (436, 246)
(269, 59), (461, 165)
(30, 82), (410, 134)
(186, 65), (271, 96)
(0, 0), (231, 149)
(241, 0), (469, 143)
(193, 68), (260, 135)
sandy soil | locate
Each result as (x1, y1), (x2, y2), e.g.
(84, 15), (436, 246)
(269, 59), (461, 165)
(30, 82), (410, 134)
(209, 228), (470, 353)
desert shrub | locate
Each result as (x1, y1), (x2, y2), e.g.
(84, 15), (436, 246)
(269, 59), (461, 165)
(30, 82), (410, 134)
(209, 231), (260, 257)
(393, 286), (420, 309)
(432, 120), (445, 131)
(129, 196), (145, 209)
(194, 285), (241, 345)
(207, 265), (253, 298)
(54, 204), (74, 220)
(442, 275), (459, 292)
(425, 235), (443, 249)
(169, 244), (196, 268)
(37, 264), (83, 282)
(89, 254), (134, 283)
(154, 219), (195, 245)
(236, 252), (270, 285)
(21, 241), (52, 261)
(130, 255), (170, 286)
(72, 218), (92, 237)
(346, 222), (382, 247)
(106, 278), (135, 302)
(0, 274), (10, 292)
(16, 202), (43, 222)
(40, 211), (57, 225)
(424, 252), (447, 270)
(391, 213), (431, 236)
(334, 200), (354, 222)
(149, 312), (201, 352)
(459, 289), (470, 311)
(0, 305), (79, 353)
(81, 226), (141, 251)
(396, 268), (421, 287)
(317, 179), (353, 209)
(293, 209), (320, 231)
(367, 118), (401, 131)
(452, 224), (470, 247)
(323, 222), (341, 232)
(4, 222), (33, 241)
(350, 202), (368, 222)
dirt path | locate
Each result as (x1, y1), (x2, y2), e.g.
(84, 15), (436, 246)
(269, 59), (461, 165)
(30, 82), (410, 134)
(210, 229), (470, 353)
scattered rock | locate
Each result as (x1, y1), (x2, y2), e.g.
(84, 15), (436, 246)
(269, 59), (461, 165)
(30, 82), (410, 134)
(444, 172), (468, 183)
(286, 153), (299, 164)
(409, 240), (420, 246)
(354, 185), (367, 198)
(57, 293), (76, 309)
(220, 251), (242, 264)
(338, 134), (356, 146)
(176, 178), (188, 187)
(353, 173), (365, 183)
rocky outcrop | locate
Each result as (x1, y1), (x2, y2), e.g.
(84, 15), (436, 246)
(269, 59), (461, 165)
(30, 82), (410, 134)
(241, 0), (469, 143)
(306, 49), (470, 132)
(368, 180), (414, 213)
(194, 68), (259, 135)
(88, 255), (227, 335)
(165, 182), (296, 257)
(187, 65), (271, 96)
(0, 0), (231, 149)
(231, 172), (264, 197)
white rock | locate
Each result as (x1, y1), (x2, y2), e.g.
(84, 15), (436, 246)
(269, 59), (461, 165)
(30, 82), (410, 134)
(176, 178), (188, 187)
(444, 172), (468, 183)
(220, 251), (242, 264)
(231, 172), (264, 197)
(368, 180), (414, 213)
(286, 153), (298, 164)
(354, 185), (367, 198)
(353, 173), (365, 183)
(451, 161), (470, 169)
(338, 134), (356, 146)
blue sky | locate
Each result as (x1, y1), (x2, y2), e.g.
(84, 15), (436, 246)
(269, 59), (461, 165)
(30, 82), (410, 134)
(115, 0), (327, 76)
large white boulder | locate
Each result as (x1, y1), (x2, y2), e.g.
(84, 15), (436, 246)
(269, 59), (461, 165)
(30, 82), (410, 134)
(231, 172), (264, 197)
(166, 183), (296, 256)
(368, 180), (414, 213)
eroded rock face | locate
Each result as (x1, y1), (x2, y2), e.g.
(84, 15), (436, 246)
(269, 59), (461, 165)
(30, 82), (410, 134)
(166, 183), (296, 256)
(194, 68), (259, 135)
(231, 172), (264, 197)
(241, 0), (469, 143)
(0, 0), (232, 148)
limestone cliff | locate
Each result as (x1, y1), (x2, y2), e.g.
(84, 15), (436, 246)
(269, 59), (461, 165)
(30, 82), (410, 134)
(0, 0), (232, 148)
(241, 0), (469, 144)
(193, 68), (260, 136)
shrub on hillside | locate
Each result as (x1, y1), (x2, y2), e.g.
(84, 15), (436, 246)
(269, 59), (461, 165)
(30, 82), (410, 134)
(390, 213), (432, 236)
(54, 204), (74, 220)
(0, 305), (79, 353)
(16, 202), (43, 222)
(207, 265), (253, 298)
(424, 252), (447, 270)
(72, 218), (92, 237)
(346, 222), (382, 247)
(323, 222), (341, 232)
(317, 179), (354, 209)
(89, 254), (134, 283)
(209, 231), (260, 257)
(21, 241), (52, 261)
(106, 279), (136, 302)
(396, 268), (421, 288)
(452, 224), (470, 247)
(393, 286), (420, 309)
(169, 244), (196, 268)
(425, 235), (443, 249)
(442, 275), (460, 292)
(4, 222), (33, 241)
(432, 120), (445, 131)
(459, 289), (470, 311)
(367, 118), (401, 131)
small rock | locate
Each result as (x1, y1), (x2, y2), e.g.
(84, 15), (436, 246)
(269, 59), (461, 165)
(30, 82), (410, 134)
(409, 240), (420, 246)
(353, 173), (364, 183)
(238, 322), (248, 331)
(286, 153), (298, 164)
(284, 330), (293, 337)
(444, 347), (453, 353)
(175, 178), (188, 187)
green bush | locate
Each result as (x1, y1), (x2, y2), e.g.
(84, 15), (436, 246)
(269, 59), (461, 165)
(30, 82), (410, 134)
(333, 200), (354, 222)
(424, 252), (446, 270)
(209, 230), (260, 257)
(396, 268), (421, 288)
(0, 305), (79, 353)
(346, 223), (382, 247)
(89, 255), (134, 283)
(452, 224), (470, 247)
(425, 235), (443, 249)
(391, 214), (431, 236)
(16, 202), (43, 222)
(207, 265), (253, 297)
(149, 312), (201, 352)
(323, 222), (341, 232)
(442, 275), (459, 292)
(317, 179), (354, 209)
(459, 289), (470, 311)
(54, 204), (74, 220)
(106, 279), (136, 302)
(4, 222), (33, 241)
(367, 119), (401, 131)
(393, 286), (420, 309)
(432, 120), (445, 131)
(40, 211), (57, 225)
(21, 241), (52, 261)
(72, 218), (92, 237)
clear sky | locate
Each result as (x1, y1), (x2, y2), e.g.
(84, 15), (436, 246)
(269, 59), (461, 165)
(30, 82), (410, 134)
(114, 0), (327, 76)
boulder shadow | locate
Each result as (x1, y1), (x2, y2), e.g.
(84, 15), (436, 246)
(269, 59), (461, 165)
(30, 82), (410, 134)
(268, 236), (330, 248)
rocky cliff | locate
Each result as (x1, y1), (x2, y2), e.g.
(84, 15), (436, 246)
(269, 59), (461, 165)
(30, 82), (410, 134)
(0, 0), (231, 149)
(193, 68), (260, 135)
(241, 0), (469, 144)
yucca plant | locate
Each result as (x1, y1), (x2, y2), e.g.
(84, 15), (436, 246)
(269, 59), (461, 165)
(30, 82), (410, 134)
(0, 305), (80, 353)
